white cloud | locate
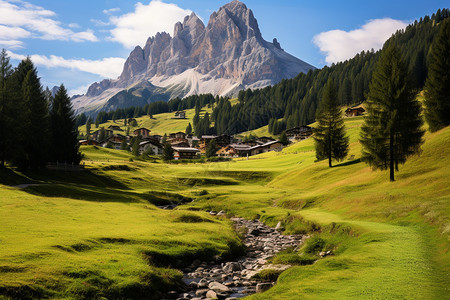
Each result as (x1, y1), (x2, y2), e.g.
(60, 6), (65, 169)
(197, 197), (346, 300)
(68, 23), (81, 29)
(0, 39), (24, 49)
(68, 84), (91, 96)
(313, 18), (409, 64)
(91, 19), (110, 27)
(103, 7), (121, 15)
(109, 0), (192, 48)
(0, 0), (98, 44)
(8, 51), (125, 78)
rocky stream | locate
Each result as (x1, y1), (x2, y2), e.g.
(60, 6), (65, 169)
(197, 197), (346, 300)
(163, 213), (305, 300)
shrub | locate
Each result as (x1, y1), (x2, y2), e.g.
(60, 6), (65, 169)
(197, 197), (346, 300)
(303, 236), (326, 254)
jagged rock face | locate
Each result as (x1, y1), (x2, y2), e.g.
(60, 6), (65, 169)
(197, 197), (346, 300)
(74, 0), (315, 113)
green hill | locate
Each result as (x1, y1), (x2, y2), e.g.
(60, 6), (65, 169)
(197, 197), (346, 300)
(1, 113), (449, 298)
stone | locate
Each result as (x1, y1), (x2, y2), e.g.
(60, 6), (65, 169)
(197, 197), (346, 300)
(206, 290), (217, 299)
(217, 210), (226, 216)
(256, 283), (273, 293)
(222, 262), (241, 273)
(275, 221), (284, 231)
(195, 289), (209, 296)
(208, 281), (230, 293)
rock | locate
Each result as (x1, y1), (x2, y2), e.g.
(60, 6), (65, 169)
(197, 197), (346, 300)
(167, 291), (179, 299)
(206, 290), (217, 299)
(75, 1), (314, 114)
(222, 262), (241, 273)
(256, 283), (273, 293)
(209, 211), (217, 215)
(319, 250), (333, 257)
(208, 281), (230, 293)
(198, 278), (208, 288)
(217, 210), (226, 216)
(178, 293), (191, 299)
(195, 289), (209, 296)
(275, 221), (284, 231)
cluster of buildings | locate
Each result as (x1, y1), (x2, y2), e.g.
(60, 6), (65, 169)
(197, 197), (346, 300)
(80, 124), (314, 160)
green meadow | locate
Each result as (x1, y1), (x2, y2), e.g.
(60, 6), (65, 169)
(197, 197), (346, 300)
(1, 111), (449, 298)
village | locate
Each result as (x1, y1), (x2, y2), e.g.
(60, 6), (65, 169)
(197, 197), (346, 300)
(79, 106), (365, 160)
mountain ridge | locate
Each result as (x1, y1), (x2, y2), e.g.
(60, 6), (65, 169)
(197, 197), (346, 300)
(73, 0), (315, 114)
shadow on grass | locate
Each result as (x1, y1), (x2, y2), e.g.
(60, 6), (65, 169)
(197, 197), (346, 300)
(0, 167), (35, 186)
(334, 158), (361, 168)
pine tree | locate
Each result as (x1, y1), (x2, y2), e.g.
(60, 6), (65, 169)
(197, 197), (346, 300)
(131, 136), (141, 157)
(50, 84), (82, 164)
(0, 49), (14, 166)
(360, 43), (424, 181)
(279, 131), (289, 146)
(186, 122), (192, 135)
(424, 19), (450, 132)
(19, 60), (50, 169)
(163, 143), (174, 161)
(86, 118), (92, 139)
(314, 78), (349, 167)
(206, 140), (218, 158)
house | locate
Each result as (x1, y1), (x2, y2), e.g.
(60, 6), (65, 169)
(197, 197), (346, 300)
(169, 132), (186, 140)
(345, 107), (365, 117)
(102, 140), (122, 150)
(250, 140), (283, 156)
(171, 140), (190, 148)
(150, 134), (162, 143)
(108, 134), (126, 143)
(285, 126), (313, 141)
(226, 144), (252, 157)
(79, 139), (100, 146)
(173, 111), (187, 119)
(133, 127), (151, 138)
(91, 129), (113, 141)
(173, 147), (200, 160)
(139, 140), (163, 155)
(256, 136), (276, 144)
(199, 134), (232, 148)
(107, 125), (123, 131)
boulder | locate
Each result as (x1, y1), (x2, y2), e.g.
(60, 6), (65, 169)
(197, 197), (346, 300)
(256, 283), (273, 293)
(208, 281), (230, 293)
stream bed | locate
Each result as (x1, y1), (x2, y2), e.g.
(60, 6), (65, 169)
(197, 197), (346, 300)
(165, 215), (305, 300)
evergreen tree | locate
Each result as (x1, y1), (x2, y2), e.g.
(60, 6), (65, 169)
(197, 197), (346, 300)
(120, 139), (128, 151)
(131, 136), (141, 157)
(0, 49), (14, 166)
(360, 43), (424, 181)
(50, 84), (82, 164)
(205, 140), (218, 158)
(86, 118), (92, 139)
(20, 60), (50, 169)
(162, 133), (167, 144)
(186, 122), (192, 135)
(163, 143), (174, 161)
(279, 131), (289, 146)
(98, 127), (106, 142)
(424, 19), (450, 132)
(314, 78), (349, 167)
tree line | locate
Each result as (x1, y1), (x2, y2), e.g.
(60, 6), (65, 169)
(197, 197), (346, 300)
(207, 9), (448, 136)
(0, 51), (81, 169)
(314, 17), (449, 181)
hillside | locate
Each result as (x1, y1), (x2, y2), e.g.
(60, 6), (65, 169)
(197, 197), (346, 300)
(2, 112), (449, 298)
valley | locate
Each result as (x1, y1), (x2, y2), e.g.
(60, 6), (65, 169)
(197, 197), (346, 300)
(1, 114), (448, 299)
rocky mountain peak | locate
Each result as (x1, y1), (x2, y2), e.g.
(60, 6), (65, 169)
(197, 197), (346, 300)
(74, 1), (315, 114)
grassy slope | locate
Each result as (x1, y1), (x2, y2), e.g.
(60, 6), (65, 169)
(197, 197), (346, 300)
(1, 113), (449, 298)
(78, 106), (213, 136)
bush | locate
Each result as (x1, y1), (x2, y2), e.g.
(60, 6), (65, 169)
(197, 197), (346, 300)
(251, 269), (282, 281)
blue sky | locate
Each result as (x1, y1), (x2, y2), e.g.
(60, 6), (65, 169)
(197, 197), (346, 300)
(1, 0), (447, 95)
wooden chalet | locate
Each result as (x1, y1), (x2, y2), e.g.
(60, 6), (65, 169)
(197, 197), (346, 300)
(285, 126), (313, 140)
(173, 147), (200, 160)
(91, 129), (113, 141)
(173, 111), (187, 119)
(256, 136), (276, 143)
(345, 107), (365, 117)
(139, 140), (163, 155)
(79, 139), (100, 146)
(169, 132), (186, 140)
(250, 140), (283, 156)
(133, 127), (151, 138)
(171, 140), (190, 148)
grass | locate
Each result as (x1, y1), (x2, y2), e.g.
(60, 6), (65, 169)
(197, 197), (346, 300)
(78, 105), (213, 136)
(1, 112), (449, 299)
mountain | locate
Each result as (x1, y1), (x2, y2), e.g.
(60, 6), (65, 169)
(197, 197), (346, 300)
(72, 0), (315, 115)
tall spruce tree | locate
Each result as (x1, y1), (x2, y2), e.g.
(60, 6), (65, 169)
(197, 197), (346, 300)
(360, 43), (424, 181)
(0, 49), (14, 167)
(186, 122), (192, 135)
(163, 143), (174, 161)
(424, 19), (450, 132)
(19, 60), (50, 169)
(50, 84), (82, 164)
(314, 78), (349, 167)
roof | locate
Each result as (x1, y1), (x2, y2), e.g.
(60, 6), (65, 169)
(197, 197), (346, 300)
(172, 147), (200, 153)
(134, 127), (151, 132)
(250, 140), (281, 150)
(139, 140), (161, 147)
(229, 144), (251, 151)
(345, 107), (365, 112)
(201, 135), (218, 139)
